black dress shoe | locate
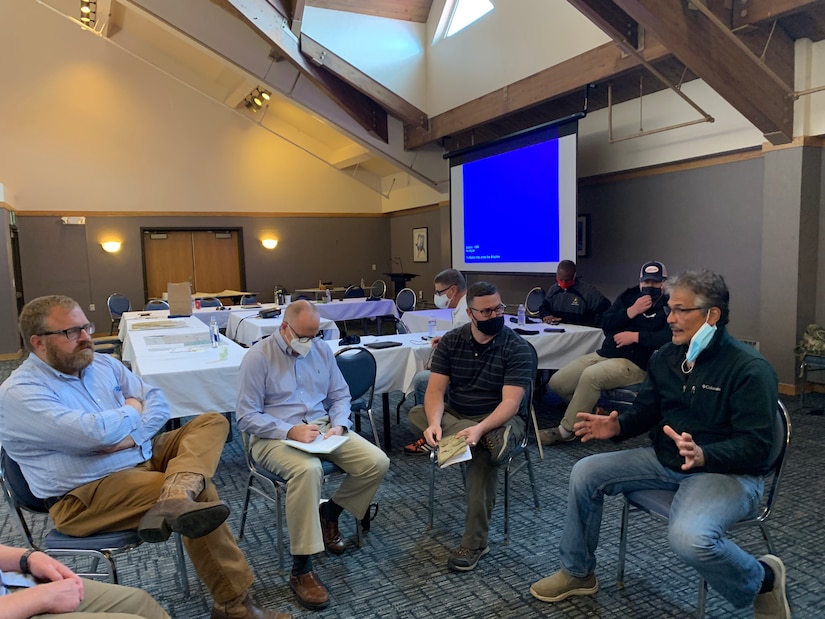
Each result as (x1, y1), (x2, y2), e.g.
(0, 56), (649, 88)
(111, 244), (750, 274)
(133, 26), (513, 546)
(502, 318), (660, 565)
(319, 505), (345, 555)
(289, 571), (330, 609)
(210, 593), (293, 618)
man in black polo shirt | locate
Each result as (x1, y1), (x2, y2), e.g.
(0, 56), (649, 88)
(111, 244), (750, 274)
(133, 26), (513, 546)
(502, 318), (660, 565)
(408, 282), (534, 572)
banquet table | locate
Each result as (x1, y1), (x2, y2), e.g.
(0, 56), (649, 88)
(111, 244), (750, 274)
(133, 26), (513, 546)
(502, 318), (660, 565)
(226, 311), (340, 347)
(293, 287), (347, 300)
(121, 304), (275, 332)
(120, 316), (247, 419)
(313, 298), (398, 322)
(401, 309), (453, 333)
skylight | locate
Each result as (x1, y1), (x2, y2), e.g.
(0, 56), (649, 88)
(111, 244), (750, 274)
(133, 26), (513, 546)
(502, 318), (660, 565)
(446, 0), (494, 38)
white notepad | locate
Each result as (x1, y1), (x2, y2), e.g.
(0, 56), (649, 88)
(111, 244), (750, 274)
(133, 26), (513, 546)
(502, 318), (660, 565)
(282, 434), (350, 454)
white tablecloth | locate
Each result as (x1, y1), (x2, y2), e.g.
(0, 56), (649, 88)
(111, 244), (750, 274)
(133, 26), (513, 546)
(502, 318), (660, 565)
(226, 312), (340, 347)
(313, 298), (397, 321)
(401, 309), (454, 333)
(120, 305), (274, 332)
(505, 322), (603, 369)
(120, 316), (247, 418)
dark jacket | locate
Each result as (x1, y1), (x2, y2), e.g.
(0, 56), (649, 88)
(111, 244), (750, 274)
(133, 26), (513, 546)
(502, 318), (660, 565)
(617, 326), (778, 476)
(596, 286), (671, 371)
(538, 277), (610, 327)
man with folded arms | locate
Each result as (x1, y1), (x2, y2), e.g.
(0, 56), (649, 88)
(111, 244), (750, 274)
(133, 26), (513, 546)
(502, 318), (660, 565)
(236, 300), (389, 610)
(530, 271), (789, 619)
(409, 282), (534, 572)
(0, 295), (290, 619)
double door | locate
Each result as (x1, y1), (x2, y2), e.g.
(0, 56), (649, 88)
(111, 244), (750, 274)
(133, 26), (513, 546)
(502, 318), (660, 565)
(142, 229), (243, 300)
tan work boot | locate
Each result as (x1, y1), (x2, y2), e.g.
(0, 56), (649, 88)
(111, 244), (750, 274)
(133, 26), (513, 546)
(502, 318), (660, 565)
(211, 593), (293, 619)
(138, 472), (230, 543)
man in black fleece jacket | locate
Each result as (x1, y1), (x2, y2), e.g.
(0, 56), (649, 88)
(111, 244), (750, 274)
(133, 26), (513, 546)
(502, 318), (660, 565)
(530, 270), (789, 619)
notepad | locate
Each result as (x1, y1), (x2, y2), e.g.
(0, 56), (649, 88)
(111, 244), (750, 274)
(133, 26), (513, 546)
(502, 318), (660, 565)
(282, 434), (350, 454)
(437, 434), (473, 468)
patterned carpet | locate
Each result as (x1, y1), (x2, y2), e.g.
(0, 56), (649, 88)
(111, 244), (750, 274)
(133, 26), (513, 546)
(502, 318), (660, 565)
(1, 356), (823, 618)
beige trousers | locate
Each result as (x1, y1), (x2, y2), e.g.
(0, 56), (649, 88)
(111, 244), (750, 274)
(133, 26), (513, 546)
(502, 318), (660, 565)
(49, 413), (254, 603)
(31, 578), (169, 618)
(251, 417), (389, 556)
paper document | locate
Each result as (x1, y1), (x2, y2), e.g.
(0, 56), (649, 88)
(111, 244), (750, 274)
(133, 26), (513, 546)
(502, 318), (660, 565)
(130, 320), (182, 330)
(437, 434), (473, 468)
(283, 434), (350, 454)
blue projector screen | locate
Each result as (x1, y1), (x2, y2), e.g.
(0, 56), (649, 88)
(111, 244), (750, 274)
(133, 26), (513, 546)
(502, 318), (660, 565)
(449, 122), (577, 274)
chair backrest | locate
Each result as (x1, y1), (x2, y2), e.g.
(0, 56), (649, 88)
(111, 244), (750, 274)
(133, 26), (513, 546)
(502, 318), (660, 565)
(334, 346), (377, 405)
(394, 318), (411, 334)
(344, 286), (365, 298)
(370, 280), (387, 299)
(240, 294), (258, 305)
(199, 297), (223, 308)
(1, 449), (47, 514)
(759, 401), (791, 519)
(144, 299), (170, 311)
(107, 293), (131, 319)
(525, 287), (545, 317)
(396, 288), (417, 313)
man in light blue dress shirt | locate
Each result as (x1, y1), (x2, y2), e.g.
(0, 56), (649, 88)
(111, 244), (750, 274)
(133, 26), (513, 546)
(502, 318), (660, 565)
(236, 300), (389, 611)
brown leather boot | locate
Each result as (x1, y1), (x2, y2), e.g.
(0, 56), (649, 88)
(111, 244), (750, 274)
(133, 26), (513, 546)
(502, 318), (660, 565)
(138, 472), (229, 543)
(210, 593), (293, 619)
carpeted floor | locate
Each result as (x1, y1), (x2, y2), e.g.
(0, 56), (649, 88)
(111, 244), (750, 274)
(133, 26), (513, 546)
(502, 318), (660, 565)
(1, 356), (823, 618)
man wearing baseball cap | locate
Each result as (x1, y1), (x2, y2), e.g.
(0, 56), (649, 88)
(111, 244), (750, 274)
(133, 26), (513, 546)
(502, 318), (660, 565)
(540, 261), (671, 446)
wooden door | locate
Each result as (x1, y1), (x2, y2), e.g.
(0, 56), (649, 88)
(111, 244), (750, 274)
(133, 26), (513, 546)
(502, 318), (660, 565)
(192, 231), (242, 293)
(144, 231), (195, 300)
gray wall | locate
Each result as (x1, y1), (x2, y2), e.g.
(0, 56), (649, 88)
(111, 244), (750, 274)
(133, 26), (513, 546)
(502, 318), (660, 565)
(0, 209), (19, 353)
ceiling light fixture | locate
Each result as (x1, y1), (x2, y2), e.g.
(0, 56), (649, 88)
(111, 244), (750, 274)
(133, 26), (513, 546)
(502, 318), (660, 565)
(80, 1), (97, 26)
(244, 87), (272, 113)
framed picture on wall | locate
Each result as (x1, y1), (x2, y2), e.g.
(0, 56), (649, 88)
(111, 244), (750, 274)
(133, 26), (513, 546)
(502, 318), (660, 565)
(577, 215), (590, 257)
(413, 227), (428, 263)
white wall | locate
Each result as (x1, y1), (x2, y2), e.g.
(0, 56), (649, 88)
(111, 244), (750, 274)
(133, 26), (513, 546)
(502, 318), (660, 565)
(0, 0), (381, 214)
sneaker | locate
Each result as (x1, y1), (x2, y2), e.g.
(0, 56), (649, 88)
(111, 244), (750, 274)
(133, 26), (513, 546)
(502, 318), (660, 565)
(530, 569), (598, 603)
(480, 425), (516, 465)
(447, 545), (490, 572)
(754, 555), (790, 619)
(538, 426), (576, 446)
(404, 437), (432, 455)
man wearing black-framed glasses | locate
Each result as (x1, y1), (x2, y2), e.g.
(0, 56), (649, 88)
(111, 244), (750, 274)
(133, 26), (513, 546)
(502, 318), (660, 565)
(408, 282), (534, 572)
(0, 295), (292, 619)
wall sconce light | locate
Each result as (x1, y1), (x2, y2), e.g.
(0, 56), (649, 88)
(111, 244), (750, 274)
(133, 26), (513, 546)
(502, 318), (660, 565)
(80, 1), (97, 26)
(261, 239), (278, 250)
(243, 87), (272, 112)
(101, 241), (122, 253)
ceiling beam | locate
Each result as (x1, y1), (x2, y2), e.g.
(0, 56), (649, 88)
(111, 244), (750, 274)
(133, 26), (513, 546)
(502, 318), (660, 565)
(404, 37), (672, 149)
(226, 0), (389, 141)
(731, 0), (825, 29)
(611, 0), (793, 144)
(306, 0), (433, 23)
(300, 34), (427, 128)
(565, 0), (638, 49)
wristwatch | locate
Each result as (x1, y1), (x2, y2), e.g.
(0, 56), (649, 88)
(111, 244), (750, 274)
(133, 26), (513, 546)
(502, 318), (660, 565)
(19, 548), (36, 574)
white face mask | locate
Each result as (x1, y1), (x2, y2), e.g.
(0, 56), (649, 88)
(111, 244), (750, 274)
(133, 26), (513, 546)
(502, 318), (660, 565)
(290, 338), (313, 357)
(434, 293), (450, 309)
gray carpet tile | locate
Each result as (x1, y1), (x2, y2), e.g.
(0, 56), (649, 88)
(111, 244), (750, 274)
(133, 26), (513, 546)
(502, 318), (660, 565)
(1, 356), (824, 618)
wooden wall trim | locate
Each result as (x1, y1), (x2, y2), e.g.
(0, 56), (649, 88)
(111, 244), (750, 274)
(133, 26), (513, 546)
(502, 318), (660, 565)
(761, 135), (825, 152)
(579, 146), (764, 187)
(386, 202), (446, 217)
(13, 211), (389, 218)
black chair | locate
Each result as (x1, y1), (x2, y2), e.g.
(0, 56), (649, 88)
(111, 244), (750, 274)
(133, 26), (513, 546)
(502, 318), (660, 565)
(344, 286), (365, 298)
(144, 299), (169, 311)
(199, 297), (223, 308)
(616, 401), (791, 617)
(427, 345), (540, 543)
(0, 449), (188, 592)
(106, 293), (131, 335)
(524, 287), (544, 318)
(240, 294), (259, 306)
(396, 288), (417, 314)
(600, 382), (642, 414)
(798, 354), (825, 412)
(237, 433), (362, 573)
(369, 280), (387, 299)
(334, 347), (379, 447)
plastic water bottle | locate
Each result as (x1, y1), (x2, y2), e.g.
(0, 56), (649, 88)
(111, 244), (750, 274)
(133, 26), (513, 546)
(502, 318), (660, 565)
(428, 316), (437, 338)
(325, 288), (332, 303)
(518, 303), (526, 326)
(209, 316), (220, 348)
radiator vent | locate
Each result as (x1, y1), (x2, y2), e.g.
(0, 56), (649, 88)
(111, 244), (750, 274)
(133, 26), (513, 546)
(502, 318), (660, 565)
(740, 339), (760, 351)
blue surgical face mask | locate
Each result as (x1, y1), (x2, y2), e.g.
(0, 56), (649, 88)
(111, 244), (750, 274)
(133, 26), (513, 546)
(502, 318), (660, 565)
(686, 313), (716, 363)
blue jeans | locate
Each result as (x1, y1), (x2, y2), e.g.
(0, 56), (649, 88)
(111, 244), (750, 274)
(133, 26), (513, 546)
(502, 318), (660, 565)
(561, 446), (765, 609)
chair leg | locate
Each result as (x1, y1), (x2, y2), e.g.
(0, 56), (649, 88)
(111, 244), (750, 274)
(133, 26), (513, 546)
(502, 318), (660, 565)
(366, 409), (381, 448)
(617, 498), (630, 587)
(503, 465), (511, 545)
(428, 452), (436, 529)
(524, 449), (540, 510)
(275, 485), (285, 574)
(696, 576), (707, 618)
(174, 533), (190, 596)
(238, 473), (253, 541)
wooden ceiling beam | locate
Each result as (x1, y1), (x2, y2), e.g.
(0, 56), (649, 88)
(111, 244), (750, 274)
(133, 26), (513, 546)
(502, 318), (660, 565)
(404, 37), (672, 149)
(612, 0), (793, 144)
(306, 0), (433, 23)
(731, 0), (825, 29)
(565, 0), (638, 49)
(227, 0), (389, 141)
(300, 34), (427, 128)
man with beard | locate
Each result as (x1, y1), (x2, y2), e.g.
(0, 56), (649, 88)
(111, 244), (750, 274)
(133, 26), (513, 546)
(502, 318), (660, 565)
(0, 296), (291, 619)
(540, 261), (671, 446)
(408, 282), (534, 572)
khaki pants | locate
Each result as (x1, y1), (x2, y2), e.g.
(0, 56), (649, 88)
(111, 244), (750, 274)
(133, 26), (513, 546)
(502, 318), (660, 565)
(251, 417), (389, 556)
(32, 578), (169, 618)
(549, 352), (646, 432)
(49, 413), (254, 603)
(408, 405), (525, 550)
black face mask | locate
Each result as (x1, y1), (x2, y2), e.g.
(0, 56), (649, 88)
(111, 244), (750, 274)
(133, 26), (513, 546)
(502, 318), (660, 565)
(640, 286), (662, 302)
(475, 315), (505, 336)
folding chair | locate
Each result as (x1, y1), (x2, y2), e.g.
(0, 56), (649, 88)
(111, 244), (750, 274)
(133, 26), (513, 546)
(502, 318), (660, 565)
(334, 346), (379, 447)
(106, 293), (131, 335)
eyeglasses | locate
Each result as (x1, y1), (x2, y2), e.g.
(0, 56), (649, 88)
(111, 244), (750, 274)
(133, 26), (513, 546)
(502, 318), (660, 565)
(286, 323), (322, 343)
(434, 284), (454, 296)
(38, 322), (96, 340)
(663, 306), (704, 317)
(469, 304), (507, 318)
